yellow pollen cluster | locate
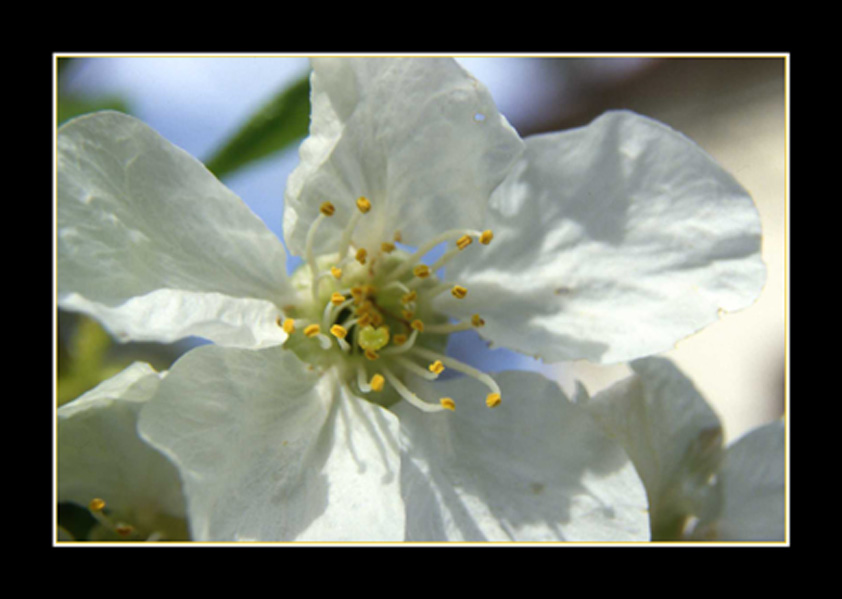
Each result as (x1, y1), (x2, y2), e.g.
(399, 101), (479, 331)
(381, 242), (395, 253)
(428, 360), (445, 375)
(471, 314), (485, 327)
(356, 196), (372, 213)
(320, 202), (336, 216)
(480, 230), (493, 245)
(356, 248), (368, 264)
(370, 374), (385, 392)
(304, 324), (321, 338)
(330, 266), (343, 279)
(456, 234), (473, 250)
(89, 498), (106, 512)
(282, 319), (296, 334)
(330, 324), (348, 339)
(413, 264), (430, 278)
(451, 285), (468, 299)
(330, 292), (346, 305)
(440, 397), (456, 411)
(485, 393), (502, 408)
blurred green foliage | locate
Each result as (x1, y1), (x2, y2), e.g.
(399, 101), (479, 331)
(203, 74), (310, 180)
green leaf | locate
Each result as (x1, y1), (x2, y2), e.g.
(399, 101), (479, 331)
(203, 75), (311, 180)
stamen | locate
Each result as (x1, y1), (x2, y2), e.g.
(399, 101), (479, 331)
(456, 234), (473, 250)
(334, 197), (372, 262)
(304, 324), (321, 338)
(401, 290), (417, 304)
(479, 230), (493, 244)
(382, 329), (419, 355)
(428, 360), (445, 375)
(394, 355), (439, 380)
(330, 292), (346, 305)
(381, 242), (396, 253)
(356, 196), (372, 213)
(392, 333), (408, 346)
(451, 285), (468, 299)
(356, 248), (368, 265)
(370, 373), (385, 392)
(382, 366), (449, 413)
(330, 324), (348, 339)
(382, 229), (492, 286)
(411, 319), (424, 332)
(471, 314), (485, 327)
(89, 498), (106, 512)
(305, 205), (336, 298)
(364, 349), (379, 361)
(440, 397), (456, 411)
(282, 319), (296, 334)
(356, 364), (372, 393)
(422, 320), (474, 334)
(330, 266), (343, 279)
(410, 346), (502, 406)
(413, 264), (430, 279)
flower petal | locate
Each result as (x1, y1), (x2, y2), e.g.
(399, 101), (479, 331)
(283, 58), (524, 257)
(58, 111), (294, 347)
(393, 370), (649, 542)
(584, 358), (724, 540)
(138, 344), (404, 542)
(694, 420), (785, 541)
(440, 110), (766, 363)
(58, 362), (189, 539)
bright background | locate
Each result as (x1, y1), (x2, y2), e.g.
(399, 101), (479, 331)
(56, 54), (787, 443)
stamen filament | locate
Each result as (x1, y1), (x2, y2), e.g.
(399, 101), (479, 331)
(410, 346), (502, 398)
(356, 363), (372, 393)
(422, 320), (474, 334)
(382, 366), (448, 413)
(381, 328), (419, 355)
(384, 228), (484, 282)
(394, 355), (440, 380)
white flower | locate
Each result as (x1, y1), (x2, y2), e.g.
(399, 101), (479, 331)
(57, 362), (189, 541)
(57, 57), (765, 542)
(583, 357), (785, 542)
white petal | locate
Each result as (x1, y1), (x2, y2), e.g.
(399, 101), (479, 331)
(58, 111), (294, 347)
(58, 363), (188, 534)
(61, 289), (286, 348)
(584, 358), (724, 540)
(138, 345), (404, 542)
(393, 370), (649, 542)
(440, 110), (765, 363)
(283, 58), (524, 257)
(696, 420), (786, 541)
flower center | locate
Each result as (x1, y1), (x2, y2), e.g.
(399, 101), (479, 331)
(279, 197), (501, 413)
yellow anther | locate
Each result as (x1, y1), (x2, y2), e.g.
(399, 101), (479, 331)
(381, 242), (396, 253)
(471, 314), (485, 328)
(428, 360), (445, 375)
(479, 230), (494, 245)
(411, 319), (425, 332)
(401, 290), (417, 304)
(486, 392), (502, 408)
(330, 266), (343, 279)
(350, 286), (364, 299)
(304, 324), (321, 338)
(413, 264), (430, 278)
(451, 285), (468, 299)
(364, 349), (379, 361)
(357, 299), (373, 314)
(357, 313), (372, 327)
(440, 397), (456, 411)
(356, 196), (372, 213)
(393, 333), (408, 346)
(330, 292), (346, 305)
(370, 312), (384, 327)
(282, 319), (296, 334)
(115, 524), (135, 537)
(89, 498), (106, 512)
(330, 324), (348, 339)
(370, 374), (385, 392)
(356, 248), (368, 264)
(320, 201), (336, 216)
(402, 309), (415, 321)
(393, 230), (403, 242)
(362, 284), (377, 296)
(456, 234), (473, 250)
